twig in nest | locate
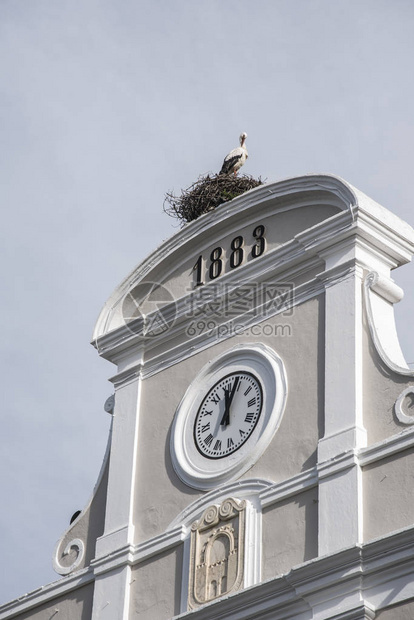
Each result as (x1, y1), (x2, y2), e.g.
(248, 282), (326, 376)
(164, 173), (263, 226)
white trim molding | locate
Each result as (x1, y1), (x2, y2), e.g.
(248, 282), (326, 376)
(364, 271), (412, 375)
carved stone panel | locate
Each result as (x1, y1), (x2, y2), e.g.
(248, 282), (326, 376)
(188, 498), (246, 609)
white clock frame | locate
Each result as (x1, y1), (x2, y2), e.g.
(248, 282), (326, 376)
(170, 343), (288, 490)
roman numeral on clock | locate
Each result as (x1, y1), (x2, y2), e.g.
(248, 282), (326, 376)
(245, 412), (255, 423)
(201, 423), (210, 433)
(213, 439), (222, 451)
(204, 434), (213, 447)
(247, 397), (256, 407)
(227, 437), (234, 449)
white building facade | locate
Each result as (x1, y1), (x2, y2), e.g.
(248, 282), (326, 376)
(2, 174), (414, 619)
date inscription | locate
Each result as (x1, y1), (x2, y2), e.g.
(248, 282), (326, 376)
(192, 224), (266, 287)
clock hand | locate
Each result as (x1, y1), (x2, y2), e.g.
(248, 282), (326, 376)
(220, 376), (240, 426)
(221, 387), (231, 427)
(229, 375), (240, 404)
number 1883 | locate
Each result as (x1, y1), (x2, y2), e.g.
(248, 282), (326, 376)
(192, 224), (266, 287)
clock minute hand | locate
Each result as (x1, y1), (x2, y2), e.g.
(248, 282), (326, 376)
(220, 376), (240, 426)
(220, 387), (231, 427)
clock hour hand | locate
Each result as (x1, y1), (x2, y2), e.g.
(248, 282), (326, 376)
(220, 376), (240, 426)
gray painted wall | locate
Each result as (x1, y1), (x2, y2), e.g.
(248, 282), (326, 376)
(262, 487), (318, 580)
(129, 548), (183, 620)
(133, 296), (323, 543)
(15, 584), (94, 620)
(363, 447), (414, 541)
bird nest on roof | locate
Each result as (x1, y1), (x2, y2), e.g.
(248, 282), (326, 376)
(164, 173), (263, 226)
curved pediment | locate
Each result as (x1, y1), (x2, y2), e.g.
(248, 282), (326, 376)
(93, 174), (358, 344)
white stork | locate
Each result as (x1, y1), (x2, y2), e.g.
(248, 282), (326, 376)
(220, 132), (248, 176)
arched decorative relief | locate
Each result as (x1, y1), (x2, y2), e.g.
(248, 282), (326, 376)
(167, 478), (273, 531)
(188, 498), (246, 610)
(395, 387), (414, 425)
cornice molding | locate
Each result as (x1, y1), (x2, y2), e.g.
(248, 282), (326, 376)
(92, 229), (327, 360)
(125, 261), (356, 380)
(358, 427), (414, 466)
(259, 468), (318, 507)
(91, 526), (187, 575)
(96, 259), (355, 378)
(108, 363), (142, 388)
(133, 525), (187, 562)
(91, 542), (134, 576)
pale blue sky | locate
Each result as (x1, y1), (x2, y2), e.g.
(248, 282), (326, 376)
(1, 0), (414, 604)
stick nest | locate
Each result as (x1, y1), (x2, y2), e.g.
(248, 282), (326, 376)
(164, 173), (263, 226)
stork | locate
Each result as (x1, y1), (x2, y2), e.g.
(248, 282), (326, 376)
(220, 132), (248, 176)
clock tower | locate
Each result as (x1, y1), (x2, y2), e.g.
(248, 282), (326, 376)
(3, 173), (414, 620)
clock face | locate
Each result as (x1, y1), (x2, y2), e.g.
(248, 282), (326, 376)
(170, 344), (287, 490)
(194, 372), (263, 459)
